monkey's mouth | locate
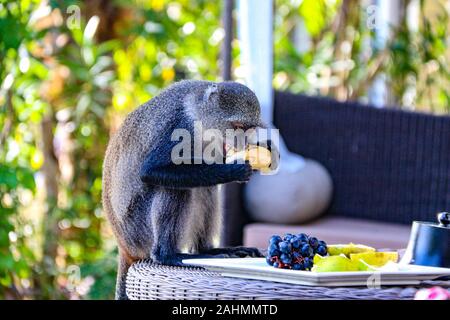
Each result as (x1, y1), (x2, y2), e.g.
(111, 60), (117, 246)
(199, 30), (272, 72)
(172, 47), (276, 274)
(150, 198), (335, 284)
(223, 142), (249, 159)
(223, 122), (259, 158)
(223, 143), (233, 158)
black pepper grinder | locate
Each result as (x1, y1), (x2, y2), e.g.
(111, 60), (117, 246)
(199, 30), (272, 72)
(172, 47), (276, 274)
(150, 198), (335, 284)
(401, 212), (450, 268)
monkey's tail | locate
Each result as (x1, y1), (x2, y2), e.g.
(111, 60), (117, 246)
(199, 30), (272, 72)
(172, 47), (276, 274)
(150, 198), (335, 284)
(115, 251), (132, 300)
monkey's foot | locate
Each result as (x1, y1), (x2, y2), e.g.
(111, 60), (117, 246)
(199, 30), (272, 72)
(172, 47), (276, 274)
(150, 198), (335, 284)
(199, 246), (263, 258)
(151, 252), (187, 267)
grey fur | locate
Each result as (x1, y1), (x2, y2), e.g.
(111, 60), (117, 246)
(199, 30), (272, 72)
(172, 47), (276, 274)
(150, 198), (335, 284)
(102, 80), (263, 299)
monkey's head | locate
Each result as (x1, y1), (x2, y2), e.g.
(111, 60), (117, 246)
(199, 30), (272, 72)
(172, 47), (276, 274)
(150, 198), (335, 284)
(191, 81), (263, 133)
(179, 80), (277, 167)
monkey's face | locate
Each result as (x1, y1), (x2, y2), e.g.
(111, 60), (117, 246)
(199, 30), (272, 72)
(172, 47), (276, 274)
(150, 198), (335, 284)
(200, 81), (263, 134)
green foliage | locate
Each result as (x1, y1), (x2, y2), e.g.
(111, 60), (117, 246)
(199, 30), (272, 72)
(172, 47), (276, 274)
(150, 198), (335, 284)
(298, 0), (338, 37)
(0, 0), (47, 299)
(0, 0), (448, 299)
(387, 0), (450, 112)
(274, 0), (449, 112)
(0, 0), (223, 300)
(111, 0), (222, 112)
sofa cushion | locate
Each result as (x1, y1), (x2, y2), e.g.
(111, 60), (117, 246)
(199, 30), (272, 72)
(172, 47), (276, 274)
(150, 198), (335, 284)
(243, 216), (411, 250)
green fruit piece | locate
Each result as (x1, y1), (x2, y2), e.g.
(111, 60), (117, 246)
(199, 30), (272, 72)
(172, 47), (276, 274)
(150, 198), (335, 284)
(327, 243), (376, 257)
(350, 252), (399, 271)
(357, 260), (377, 271)
(311, 254), (359, 272)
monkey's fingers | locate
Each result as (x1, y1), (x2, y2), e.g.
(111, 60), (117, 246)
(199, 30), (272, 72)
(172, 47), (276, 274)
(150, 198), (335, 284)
(151, 253), (188, 267)
(229, 246), (263, 258)
(200, 247), (263, 258)
(161, 253), (231, 267)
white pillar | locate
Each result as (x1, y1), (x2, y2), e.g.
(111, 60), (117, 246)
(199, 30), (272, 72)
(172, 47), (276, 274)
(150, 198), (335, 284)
(369, 0), (403, 107)
(237, 0), (305, 172)
(237, 0), (333, 224)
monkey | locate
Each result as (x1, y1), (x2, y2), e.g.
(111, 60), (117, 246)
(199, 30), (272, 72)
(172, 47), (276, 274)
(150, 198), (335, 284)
(102, 80), (270, 300)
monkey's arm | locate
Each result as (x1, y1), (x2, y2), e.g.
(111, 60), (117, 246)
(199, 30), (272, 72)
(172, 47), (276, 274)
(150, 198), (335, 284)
(140, 141), (252, 188)
(141, 162), (252, 188)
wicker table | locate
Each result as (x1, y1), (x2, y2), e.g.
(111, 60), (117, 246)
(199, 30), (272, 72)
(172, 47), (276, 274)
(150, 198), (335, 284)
(126, 260), (450, 300)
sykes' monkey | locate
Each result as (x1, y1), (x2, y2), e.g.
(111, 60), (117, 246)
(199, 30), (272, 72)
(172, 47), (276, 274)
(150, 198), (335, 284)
(102, 80), (267, 300)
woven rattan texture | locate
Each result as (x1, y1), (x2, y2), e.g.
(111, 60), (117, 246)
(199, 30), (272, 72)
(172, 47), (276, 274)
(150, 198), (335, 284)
(126, 260), (450, 300)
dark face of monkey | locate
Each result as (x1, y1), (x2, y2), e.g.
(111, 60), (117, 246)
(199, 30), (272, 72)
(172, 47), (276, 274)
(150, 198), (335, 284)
(197, 81), (263, 133)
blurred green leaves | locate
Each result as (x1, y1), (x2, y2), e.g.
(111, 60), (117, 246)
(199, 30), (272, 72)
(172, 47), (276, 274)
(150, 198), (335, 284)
(1, 0), (224, 300)
(274, 0), (449, 112)
(0, 0), (448, 300)
(298, 0), (335, 37)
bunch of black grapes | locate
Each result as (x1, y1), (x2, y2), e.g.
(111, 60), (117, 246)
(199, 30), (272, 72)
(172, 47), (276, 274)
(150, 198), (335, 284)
(266, 233), (328, 270)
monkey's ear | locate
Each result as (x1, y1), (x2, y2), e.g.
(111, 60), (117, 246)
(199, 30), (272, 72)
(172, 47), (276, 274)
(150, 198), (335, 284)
(203, 83), (219, 102)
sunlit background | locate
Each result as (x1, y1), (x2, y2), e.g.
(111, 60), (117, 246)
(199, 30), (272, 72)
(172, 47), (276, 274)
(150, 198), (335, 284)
(0, 0), (449, 299)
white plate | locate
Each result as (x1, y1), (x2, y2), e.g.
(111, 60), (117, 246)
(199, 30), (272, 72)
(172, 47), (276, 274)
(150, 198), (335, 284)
(182, 258), (450, 287)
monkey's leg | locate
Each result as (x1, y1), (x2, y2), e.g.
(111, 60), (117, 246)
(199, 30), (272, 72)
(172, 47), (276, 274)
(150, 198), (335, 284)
(115, 250), (132, 300)
(189, 188), (263, 259)
(112, 192), (155, 299)
(150, 189), (192, 266)
(189, 187), (222, 253)
(191, 189), (263, 259)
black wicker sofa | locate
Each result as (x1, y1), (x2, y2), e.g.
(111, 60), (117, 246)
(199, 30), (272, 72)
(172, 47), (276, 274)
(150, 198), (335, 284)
(222, 91), (450, 249)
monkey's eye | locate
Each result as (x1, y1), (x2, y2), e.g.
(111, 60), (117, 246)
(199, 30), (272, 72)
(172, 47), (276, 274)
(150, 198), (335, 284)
(231, 121), (245, 130)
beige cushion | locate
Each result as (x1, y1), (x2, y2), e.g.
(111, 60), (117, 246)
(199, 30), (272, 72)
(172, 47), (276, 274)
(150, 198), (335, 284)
(244, 216), (411, 250)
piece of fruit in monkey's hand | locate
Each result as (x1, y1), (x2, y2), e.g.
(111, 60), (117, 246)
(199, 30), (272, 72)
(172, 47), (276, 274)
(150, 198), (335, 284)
(226, 145), (272, 172)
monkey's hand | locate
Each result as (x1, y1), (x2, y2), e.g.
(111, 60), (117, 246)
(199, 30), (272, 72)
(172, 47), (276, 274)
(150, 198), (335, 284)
(199, 247), (263, 258)
(151, 252), (238, 266)
(225, 161), (253, 184)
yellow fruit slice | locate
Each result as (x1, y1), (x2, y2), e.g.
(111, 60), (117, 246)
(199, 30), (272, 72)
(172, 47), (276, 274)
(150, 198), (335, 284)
(246, 146), (272, 170)
(226, 145), (272, 171)
(350, 252), (399, 271)
(311, 254), (359, 272)
(327, 243), (376, 257)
